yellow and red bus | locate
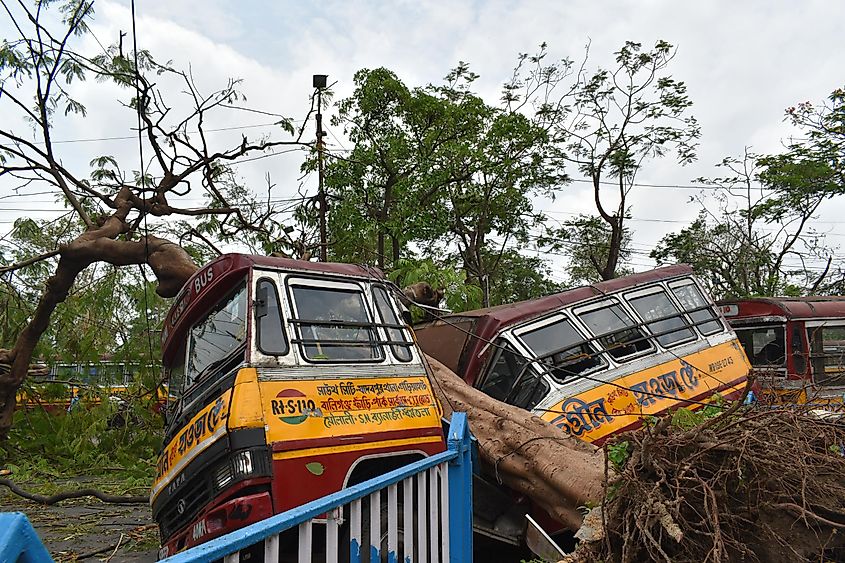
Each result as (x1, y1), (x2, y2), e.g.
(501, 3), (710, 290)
(414, 264), (750, 445)
(152, 254), (445, 556)
(718, 296), (845, 406)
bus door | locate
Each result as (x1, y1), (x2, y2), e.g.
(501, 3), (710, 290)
(805, 321), (845, 390)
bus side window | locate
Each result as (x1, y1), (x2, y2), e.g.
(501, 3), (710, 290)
(255, 279), (289, 356)
(627, 289), (696, 348)
(479, 343), (528, 402)
(669, 281), (723, 335)
(576, 300), (652, 361)
(373, 286), (413, 362)
(807, 325), (845, 386)
(518, 317), (605, 384)
(791, 324), (807, 376)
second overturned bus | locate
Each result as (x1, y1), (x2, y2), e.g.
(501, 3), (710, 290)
(151, 254), (445, 556)
(415, 265), (750, 445)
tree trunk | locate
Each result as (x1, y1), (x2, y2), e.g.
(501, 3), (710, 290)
(425, 354), (605, 531)
(0, 218), (197, 439)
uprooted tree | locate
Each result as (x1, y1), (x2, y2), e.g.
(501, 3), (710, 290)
(0, 5), (605, 527)
(0, 0), (313, 438)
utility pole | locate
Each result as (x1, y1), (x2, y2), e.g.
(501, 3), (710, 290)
(313, 74), (328, 262)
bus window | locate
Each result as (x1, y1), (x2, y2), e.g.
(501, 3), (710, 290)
(791, 324), (807, 375)
(669, 281), (722, 335)
(479, 342), (547, 410)
(627, 288), (696, 348)
(807, 325), (845, 386)
(735, 326), (786, 368)
(575, 300), (652, 361)
(373, 285), (413, 362)
(255, 279), (289, 356)
(518, 317), (605, 384)
(290, 284), (383, 362)
(479, 342), (529, 401)
(186, 284), (247, 387)
(166, 343), (186, 403)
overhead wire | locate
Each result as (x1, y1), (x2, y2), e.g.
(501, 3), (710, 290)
(130, 0), (156, 367)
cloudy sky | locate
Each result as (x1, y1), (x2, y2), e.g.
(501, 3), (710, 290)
(2, 0), (844, 283)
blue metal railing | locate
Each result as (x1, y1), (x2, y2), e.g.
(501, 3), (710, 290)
(161, 412), (474, 563)
(0, 512), (53, 563)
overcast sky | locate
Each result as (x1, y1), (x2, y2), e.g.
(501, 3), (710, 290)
(2, 0), (844, 284)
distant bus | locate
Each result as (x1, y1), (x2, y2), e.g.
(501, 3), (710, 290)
(718, 297), (845, 406)
(16, 361), (152, 411)
(415, 265), (751, 445)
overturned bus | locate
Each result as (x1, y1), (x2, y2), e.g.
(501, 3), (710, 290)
(152, 254), (445, 556)
(413, 265), (751, 548)
(414, 264), (750, 444)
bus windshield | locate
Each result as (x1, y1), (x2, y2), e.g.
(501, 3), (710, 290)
(734, 326), (786, 369)
(185, 284), (247, 388)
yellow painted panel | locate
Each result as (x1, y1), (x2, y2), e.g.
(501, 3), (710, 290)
(152, 389), (231, 497)
(540, 339), (750, 443)
(263, 376), (441, 444)
(228, 368), (264, 429)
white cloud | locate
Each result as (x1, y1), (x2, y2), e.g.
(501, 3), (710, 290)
(3, 0), (843, 277)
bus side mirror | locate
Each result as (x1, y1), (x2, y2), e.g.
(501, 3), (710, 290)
(255, 284), (269, 319)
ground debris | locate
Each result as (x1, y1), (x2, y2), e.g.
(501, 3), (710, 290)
(575, 405), (845, 562)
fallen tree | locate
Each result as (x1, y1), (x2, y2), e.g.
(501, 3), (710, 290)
(425, 354), (605, 531)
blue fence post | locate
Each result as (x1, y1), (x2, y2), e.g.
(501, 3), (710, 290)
(446, 413), (473, 563)
(0, 512), (54, 563)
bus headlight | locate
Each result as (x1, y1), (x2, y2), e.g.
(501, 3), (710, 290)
(212, 447), (271, 492)
(215, 450), (254, 490)
(232, 450), (254, 477)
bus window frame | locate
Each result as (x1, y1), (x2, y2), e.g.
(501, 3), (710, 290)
(476, 337), (550, 411)
(805, 321), (845, 386)
(623, 285), (698, 349)
(372, 284), (415, 363)
(573, 297), (655, 363)
(284, 276), (387, 364)
(254, 277), (290, 357)
(512, 312), (608, 386)
(666, 279), (724, 336)
(733, 324), (787, 372)
(184, 281), (248, 389)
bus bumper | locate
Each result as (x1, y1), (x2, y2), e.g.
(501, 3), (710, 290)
(159, 490), (273, 558)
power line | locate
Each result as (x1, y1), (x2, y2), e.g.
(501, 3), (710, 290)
(18, 120), (306, 146)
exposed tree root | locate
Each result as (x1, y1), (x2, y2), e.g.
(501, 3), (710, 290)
(0, 478), (148, 505)
(574, 405), (845, 563)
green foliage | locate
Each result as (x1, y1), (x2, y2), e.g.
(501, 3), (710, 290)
(483, 250), (564, 306)
(541, 214), (634, 285)
(607, 440), (631, 472)
(388, 258), (483, 315)
(652, 150), (837, 299)
(1, 397), (161, 483)
(318, 65), (559, 307)
(670, 398), (724, 430)
(524, 40), (701, 281)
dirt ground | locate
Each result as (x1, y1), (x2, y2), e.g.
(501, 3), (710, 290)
(0, 493), (158, 562)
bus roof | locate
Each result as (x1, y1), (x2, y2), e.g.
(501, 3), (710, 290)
(718, 296), (845, 322)
(161, 254), (385, 364)
(414, 264), (694, 384)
